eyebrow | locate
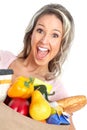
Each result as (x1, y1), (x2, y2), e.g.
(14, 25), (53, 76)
(53, 29), (62, 35)
(37, 24), (62, 35)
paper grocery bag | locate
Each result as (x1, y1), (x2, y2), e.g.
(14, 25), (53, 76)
(0, 102), (69, 130)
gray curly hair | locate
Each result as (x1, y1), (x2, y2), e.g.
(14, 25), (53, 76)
(18, 3), (75, 80)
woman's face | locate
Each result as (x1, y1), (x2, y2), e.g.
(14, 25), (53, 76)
(30, 14), (63, 66)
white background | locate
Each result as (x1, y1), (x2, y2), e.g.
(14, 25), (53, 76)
(0, 0), (87, 129)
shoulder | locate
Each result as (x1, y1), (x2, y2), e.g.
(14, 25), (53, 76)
(0, 50), (15, 57)
(0, 50), (16, 69)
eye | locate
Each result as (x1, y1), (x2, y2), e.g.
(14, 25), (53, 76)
(37, 28), (43, 34)
(52, 33), (59, 38)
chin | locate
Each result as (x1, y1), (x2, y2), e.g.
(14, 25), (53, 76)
(35, 59), (47, 66)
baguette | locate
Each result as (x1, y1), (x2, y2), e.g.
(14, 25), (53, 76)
(57, 95), (87, 114)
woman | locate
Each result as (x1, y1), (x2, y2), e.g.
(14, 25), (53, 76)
(0, 3), (75, 129)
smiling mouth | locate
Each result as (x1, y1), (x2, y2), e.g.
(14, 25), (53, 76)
(36, 46), (49, 59)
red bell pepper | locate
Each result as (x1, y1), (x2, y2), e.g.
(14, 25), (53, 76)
(8, 98), (29, 116)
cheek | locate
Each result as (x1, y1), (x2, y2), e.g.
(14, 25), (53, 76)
(51, 43), (61, 56)
(31, 33), (39, 46)
(31, 34), (35, 45)
(31, 38), (37, 51)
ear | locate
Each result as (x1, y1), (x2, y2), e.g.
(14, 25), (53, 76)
(30, 33), (32, 37)
(30, 34), (31, 38)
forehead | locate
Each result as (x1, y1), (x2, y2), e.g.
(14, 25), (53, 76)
(37, 13), (62, 23)
(36, 14), (63, 32)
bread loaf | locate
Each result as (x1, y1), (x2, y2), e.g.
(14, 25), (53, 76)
(57, 95), (87, 114)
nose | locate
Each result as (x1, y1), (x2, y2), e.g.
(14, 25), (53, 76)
(41, 34), (50, 44)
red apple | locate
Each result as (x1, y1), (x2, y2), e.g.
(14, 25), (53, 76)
(8, 98), (29, 116)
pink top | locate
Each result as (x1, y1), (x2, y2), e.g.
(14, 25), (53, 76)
(0, 50), (68, 101)
(0, 50), (16, 69)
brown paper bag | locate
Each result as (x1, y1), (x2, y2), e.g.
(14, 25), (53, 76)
(0, 102), (69, 130)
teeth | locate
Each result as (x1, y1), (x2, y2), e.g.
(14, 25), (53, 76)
(38, 47), (48, 51)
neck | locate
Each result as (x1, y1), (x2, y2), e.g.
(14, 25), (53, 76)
(23, 57), (49, 80)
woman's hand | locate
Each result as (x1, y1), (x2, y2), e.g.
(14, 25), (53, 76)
(69, 116), (76, 130)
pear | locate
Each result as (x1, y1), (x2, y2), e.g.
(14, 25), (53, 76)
(29, 90), (51, 120)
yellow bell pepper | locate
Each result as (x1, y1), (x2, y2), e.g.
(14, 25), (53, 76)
(7, 76), (34, 99)
(33, 78), (52, 93)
